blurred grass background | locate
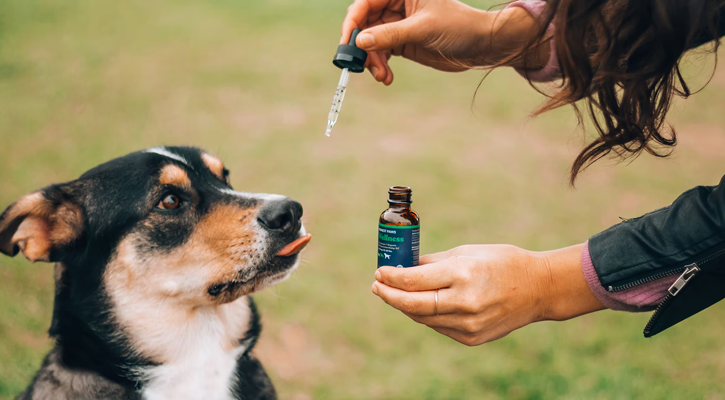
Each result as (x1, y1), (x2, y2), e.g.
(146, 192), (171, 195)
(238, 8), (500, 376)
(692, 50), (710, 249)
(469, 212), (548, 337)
(1, 0), (725, 399)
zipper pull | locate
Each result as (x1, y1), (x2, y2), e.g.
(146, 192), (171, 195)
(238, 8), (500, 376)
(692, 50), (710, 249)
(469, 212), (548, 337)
(667, 263), (701, 296)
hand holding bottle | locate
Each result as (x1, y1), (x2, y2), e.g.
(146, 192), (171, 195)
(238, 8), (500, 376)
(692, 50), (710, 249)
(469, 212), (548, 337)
(371, 243), (605, 346)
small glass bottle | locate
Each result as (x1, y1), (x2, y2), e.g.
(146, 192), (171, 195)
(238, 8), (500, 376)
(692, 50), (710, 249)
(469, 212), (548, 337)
(378, 186), (420, 268)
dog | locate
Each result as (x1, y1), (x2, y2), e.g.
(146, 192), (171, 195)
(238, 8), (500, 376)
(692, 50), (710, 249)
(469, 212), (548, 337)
(0, 146), (311, 400)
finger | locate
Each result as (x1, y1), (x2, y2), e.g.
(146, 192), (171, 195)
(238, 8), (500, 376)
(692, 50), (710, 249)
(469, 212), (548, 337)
(373, 281), (436, 314)
(430, 326), (479, 345)
(430, 326), (463, 338)
(380, 8), (404, 24)
(356, 16), (425, 52)
(373, 282), (455, 315)
(375, 263), (455, 291)
(376, 49), (393, 69)
(378, 50), (393, 79)
(420, 245), (491, 265)
(366, 51), (387, 82)
(341, 0), (391, 44)
(421, 312), (520, 345)
(404, 312), (481, 335)
(363, 21), (391, 83)
(419, 251), (453, 265)
(382, 61), (394, 85)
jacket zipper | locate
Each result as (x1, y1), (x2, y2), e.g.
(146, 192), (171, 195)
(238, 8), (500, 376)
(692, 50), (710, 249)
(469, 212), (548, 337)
(607, 247), (725, 292)
(643, 264), (700, 335)
(643, 247), (725, 335)
(607, 267), (684, 292)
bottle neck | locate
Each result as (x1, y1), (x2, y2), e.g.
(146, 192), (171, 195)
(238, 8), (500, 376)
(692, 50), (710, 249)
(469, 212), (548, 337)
(387, 201), (411, 210)
(387, 186), (412, 210)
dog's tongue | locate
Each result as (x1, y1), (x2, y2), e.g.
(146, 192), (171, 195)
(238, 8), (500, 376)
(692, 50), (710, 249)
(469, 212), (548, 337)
(276, 234), (312, 257)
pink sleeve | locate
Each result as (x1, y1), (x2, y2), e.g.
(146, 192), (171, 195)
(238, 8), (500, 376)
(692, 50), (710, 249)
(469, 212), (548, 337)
(582, 241), (678, 312)
(505, 1), (560, 82)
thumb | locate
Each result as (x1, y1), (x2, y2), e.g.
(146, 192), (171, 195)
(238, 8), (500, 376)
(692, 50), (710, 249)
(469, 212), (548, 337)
(356, 17), (425, 51)
(419, 250), (452, 265)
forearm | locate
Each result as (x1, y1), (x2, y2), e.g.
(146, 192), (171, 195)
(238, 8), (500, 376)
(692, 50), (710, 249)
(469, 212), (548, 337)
(531, 243), (605, 322)
(478, 7), (551, 70)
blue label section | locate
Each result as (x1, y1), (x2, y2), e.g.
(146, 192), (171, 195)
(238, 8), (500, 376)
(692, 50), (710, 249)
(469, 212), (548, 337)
(377, 224), (420, 268)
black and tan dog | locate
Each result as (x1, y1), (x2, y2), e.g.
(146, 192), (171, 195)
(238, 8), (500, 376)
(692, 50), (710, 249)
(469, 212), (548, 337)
(0, 146), (311, 400)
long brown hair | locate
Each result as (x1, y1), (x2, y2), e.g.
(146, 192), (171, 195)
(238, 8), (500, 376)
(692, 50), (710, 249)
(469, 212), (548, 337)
(512, 0), (725, 184)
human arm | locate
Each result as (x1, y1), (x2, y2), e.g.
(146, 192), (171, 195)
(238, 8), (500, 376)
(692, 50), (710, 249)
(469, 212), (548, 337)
(372, 243), (605, 346)
(340, 0), (551, 85)
(372, 174), (725, 344)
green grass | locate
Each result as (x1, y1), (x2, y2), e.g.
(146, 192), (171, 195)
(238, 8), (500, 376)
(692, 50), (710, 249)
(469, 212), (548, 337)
(2, 0), (725, 399)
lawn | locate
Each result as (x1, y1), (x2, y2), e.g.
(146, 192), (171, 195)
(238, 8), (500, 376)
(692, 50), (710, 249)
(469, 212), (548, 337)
(1, 0), (725, 399)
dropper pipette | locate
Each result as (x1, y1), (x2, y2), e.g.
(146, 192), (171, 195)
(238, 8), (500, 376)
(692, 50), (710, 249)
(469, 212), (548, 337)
(325, 68), (350, 137)
(326, 29), (367, 137)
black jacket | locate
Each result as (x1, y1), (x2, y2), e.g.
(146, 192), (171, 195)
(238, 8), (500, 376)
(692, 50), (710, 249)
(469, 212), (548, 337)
(588, 1), (725, 337)
(590, 177), (725, 336)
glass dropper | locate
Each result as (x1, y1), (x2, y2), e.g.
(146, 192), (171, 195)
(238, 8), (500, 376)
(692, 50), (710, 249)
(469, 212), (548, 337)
(325, 68), (350, 137)
(326, 28), (367, 137)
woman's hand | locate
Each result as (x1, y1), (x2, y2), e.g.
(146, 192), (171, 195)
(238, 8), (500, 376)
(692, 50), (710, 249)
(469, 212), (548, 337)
(372, 244), (605, 346)
(341, 0), (550, 85)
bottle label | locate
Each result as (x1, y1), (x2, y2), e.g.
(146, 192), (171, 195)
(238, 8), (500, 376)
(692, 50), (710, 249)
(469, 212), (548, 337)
(377, 224), (420, 268)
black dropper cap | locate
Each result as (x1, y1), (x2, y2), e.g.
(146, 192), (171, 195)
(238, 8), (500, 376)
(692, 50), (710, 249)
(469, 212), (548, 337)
(332, 29), (368, 73)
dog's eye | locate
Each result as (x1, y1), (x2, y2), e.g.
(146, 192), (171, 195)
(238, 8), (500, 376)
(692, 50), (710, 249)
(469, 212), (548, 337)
(158, 194), (181, 210)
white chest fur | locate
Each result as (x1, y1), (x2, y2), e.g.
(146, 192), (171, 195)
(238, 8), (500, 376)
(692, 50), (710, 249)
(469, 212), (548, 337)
(111, 297), (252, 400)
(140, 335), (244, 400)
(105, 239), (258, 400)
(135, 303), (250, 400)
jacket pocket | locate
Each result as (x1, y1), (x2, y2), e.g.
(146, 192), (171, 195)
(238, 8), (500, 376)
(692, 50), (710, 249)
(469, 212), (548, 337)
(644, 248), (725, 337)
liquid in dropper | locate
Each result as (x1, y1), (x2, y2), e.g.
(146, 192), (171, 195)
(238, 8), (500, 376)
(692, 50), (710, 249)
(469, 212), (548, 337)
(325, 68), (350, 137)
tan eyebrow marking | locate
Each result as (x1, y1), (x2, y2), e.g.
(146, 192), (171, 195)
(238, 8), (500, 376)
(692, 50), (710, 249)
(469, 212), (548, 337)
(159, 164), (191, 188)
(201, 153), (225, 181)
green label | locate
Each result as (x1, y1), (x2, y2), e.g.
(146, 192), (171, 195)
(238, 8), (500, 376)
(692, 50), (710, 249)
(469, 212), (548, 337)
(377, 224), (420, 268)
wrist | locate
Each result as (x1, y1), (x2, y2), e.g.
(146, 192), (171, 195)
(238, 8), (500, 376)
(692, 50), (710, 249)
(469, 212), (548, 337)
(531, 244), (605, 322)
(477, 7), (551, 69)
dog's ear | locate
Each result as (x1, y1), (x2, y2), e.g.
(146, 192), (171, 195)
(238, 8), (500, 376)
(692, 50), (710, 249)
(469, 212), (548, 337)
(0, 186), (83, 263)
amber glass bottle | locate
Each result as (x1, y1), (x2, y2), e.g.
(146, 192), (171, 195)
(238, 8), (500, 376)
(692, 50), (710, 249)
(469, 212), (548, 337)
(377, 186), (420, 268)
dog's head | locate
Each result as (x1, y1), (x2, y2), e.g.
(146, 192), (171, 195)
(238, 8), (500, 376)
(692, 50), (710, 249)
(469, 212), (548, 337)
(0, 146), (310, 306)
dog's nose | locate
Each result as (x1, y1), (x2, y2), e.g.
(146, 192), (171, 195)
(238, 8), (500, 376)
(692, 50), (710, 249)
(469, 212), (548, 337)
(257, 198), (302, 235)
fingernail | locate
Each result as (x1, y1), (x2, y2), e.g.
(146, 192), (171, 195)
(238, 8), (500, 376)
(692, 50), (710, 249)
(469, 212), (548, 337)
(357, 33), (374, 48)
(374, 269), (382, 281)
(371, 282), (379, 295)
(370, 66), (379, 78)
